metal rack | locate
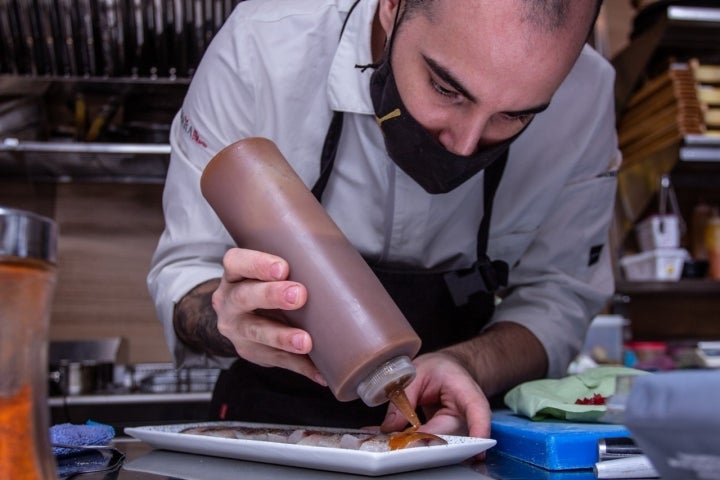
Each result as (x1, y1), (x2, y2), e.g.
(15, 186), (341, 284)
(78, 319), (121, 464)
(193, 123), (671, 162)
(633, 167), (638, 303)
(0, 76), (185, 181)
(0, 0), (244, 79)
(0, 0), (244, 182)
(0, 137), (172, 182)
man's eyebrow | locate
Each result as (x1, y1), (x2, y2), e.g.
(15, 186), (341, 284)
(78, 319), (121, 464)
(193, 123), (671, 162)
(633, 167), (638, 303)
(422, 54), (550, 116)
(423, 54), (477, 103)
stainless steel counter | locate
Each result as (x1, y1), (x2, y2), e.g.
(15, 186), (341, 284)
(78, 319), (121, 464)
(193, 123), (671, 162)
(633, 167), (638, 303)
(72, 439), (606, 480)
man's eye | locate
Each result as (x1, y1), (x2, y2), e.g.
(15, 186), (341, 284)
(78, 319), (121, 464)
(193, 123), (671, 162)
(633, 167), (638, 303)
(430, 78), (456, 98)
(502, 113), (533, 124)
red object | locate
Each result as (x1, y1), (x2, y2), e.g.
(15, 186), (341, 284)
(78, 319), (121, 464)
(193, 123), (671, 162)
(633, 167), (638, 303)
(575, 393), (607, 405)
(625, 341), (666, 351)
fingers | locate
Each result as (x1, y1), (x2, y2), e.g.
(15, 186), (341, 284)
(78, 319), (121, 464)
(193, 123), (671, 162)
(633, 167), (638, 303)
(420, 414), (467, 437)
(217, 248), (307, 312)
(463, 392), (492, 439)
(216, 307), (325, 384)
(211, 248), (325, 385)
(222, 248), (289, 282)
(215, 277), (306, 315)
(218, 310), (310, 354)
(245, 343), (327, 387)
(227, 316), (326, 384)
(380, 353), (492, 439)
(379, 406), (411, 433)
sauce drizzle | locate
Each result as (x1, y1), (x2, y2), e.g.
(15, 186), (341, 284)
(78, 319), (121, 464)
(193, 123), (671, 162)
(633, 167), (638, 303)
(385, 384), (447, 450)
(386, 384), (420, 429)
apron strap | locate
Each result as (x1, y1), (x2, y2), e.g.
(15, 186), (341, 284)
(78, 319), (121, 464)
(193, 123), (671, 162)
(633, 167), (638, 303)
(311, 110), (344, 202)
(443, 151), (509, 306)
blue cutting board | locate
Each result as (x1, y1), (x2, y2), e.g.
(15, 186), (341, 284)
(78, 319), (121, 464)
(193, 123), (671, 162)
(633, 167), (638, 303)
(490, 410), (630, 471)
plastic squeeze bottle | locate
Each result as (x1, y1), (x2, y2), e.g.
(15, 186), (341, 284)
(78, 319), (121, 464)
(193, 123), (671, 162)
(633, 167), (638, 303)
(200, 137), (422, 407)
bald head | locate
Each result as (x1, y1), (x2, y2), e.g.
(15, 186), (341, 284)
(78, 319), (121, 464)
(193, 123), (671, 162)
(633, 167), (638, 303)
(393, 0), (601, 68)
(402, 0), (602, 37)
(520, 0), (601, 32)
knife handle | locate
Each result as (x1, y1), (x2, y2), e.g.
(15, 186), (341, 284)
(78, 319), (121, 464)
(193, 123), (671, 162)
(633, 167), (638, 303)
(598, 437), (642, 461)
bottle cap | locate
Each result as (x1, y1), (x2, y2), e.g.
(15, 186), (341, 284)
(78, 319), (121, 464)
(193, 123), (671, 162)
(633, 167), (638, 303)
(356, 356), (416, 407)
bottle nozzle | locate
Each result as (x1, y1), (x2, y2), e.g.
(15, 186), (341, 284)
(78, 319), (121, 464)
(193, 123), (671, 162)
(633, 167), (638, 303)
(356, 356), (416, 407)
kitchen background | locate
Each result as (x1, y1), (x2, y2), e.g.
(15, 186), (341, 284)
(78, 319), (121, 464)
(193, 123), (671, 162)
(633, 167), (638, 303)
(1, 0), (718, 371)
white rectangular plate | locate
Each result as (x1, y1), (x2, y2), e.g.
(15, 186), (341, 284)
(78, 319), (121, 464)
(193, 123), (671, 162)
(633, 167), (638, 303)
(124, 422), (495, 476)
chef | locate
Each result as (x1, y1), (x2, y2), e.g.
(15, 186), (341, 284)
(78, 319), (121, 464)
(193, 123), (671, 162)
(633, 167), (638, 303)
(148, 0), (620, 439)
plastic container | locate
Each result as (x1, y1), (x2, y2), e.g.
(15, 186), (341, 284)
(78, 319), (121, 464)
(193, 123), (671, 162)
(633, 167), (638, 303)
(706, 214), (720, 280)
(619, 248), (689, 281)
(623, 341), (674, 371)
(625, 342), (667, 362)
(582, 315), (629, 364)
(200, 138), (421, 407)
(635, 215), (680, 251)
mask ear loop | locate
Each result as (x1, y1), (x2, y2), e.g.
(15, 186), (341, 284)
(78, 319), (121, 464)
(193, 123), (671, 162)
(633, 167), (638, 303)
(385, 0), (403, 64)
(356, 0), (403, 71)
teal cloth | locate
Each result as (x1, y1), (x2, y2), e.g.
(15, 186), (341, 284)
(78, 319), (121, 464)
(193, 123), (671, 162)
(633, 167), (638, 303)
(504, 366), (647, 422)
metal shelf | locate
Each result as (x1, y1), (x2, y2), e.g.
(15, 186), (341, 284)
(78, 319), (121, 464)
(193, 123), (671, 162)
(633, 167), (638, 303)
(0, 138), (170, 155)
(0, 138), (171, 183)
(0, 73), (192, 87)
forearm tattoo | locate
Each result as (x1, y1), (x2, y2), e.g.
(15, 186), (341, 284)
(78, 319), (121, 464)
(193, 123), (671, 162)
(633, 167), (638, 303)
(173, 279), (237, 357)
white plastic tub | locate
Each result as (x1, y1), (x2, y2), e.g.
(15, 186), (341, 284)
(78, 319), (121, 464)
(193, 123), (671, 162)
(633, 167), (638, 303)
(635, 215), (680, 251)
(620, 248), (689, 281)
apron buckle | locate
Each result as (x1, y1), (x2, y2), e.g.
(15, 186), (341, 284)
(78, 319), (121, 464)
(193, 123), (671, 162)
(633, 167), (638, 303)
(443, 257), (509, 306)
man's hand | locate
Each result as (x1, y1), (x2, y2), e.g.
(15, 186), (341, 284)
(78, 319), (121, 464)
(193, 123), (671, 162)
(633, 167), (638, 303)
(379, 352), (491, 439)
(377, 323), (548, 441)
(175, 247), (327, 385)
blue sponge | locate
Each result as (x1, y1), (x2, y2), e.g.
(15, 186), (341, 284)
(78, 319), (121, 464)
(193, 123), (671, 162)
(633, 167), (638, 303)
(50, 421), (115, 457)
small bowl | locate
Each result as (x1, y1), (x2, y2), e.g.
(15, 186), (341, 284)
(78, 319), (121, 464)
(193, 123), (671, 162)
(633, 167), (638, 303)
(682, 259), (709, 279)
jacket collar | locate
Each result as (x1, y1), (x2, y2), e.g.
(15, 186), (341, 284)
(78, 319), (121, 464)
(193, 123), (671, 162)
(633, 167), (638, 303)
(327, 0), (378, 115)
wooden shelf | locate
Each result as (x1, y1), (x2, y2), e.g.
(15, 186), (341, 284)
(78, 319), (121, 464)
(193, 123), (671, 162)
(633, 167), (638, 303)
(610, 3), (720, 341)
(614, 279), (720, 341)
(616, 279), (720, 295)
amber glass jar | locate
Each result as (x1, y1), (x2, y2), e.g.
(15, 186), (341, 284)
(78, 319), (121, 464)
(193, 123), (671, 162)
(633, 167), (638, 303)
(1, 207), (58, 480)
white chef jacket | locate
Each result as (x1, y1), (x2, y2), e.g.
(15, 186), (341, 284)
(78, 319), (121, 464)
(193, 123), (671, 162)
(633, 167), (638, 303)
(147, 0), (621, 378)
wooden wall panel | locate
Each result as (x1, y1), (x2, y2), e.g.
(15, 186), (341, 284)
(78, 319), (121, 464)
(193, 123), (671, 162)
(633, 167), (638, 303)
(1, 181), (172, 364)
(49, 183), (171, 364)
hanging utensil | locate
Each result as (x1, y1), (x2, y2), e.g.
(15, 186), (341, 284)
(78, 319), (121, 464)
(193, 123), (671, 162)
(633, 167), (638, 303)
(0, 0), (19, 73)
(76, 0), (97, 76)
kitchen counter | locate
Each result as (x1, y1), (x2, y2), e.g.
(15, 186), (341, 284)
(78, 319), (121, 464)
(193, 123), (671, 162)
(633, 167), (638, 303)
(67, 438), (639, 480)
(47, 401), (666, 479)
(49, 392), (212, 433)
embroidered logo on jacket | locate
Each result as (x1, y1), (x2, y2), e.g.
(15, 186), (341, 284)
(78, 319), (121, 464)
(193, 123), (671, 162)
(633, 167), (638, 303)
(180, 110), (208, 148)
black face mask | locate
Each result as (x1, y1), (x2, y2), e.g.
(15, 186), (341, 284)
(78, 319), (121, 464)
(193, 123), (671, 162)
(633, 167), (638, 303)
(369, 37), (529, 194)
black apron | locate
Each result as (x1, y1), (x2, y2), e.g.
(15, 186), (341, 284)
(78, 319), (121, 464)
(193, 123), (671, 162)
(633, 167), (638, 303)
(209, 111), (511, 427)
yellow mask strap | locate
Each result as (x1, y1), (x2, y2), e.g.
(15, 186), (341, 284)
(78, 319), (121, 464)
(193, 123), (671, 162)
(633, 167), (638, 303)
(375, 108), (402, 126)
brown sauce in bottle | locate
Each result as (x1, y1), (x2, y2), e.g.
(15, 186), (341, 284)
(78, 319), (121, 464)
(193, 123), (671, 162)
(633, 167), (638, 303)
(386, 384), (447, 450)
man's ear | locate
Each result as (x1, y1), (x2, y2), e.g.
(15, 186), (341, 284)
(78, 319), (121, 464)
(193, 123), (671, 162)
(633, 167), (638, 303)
(377, 0), (402, 36)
